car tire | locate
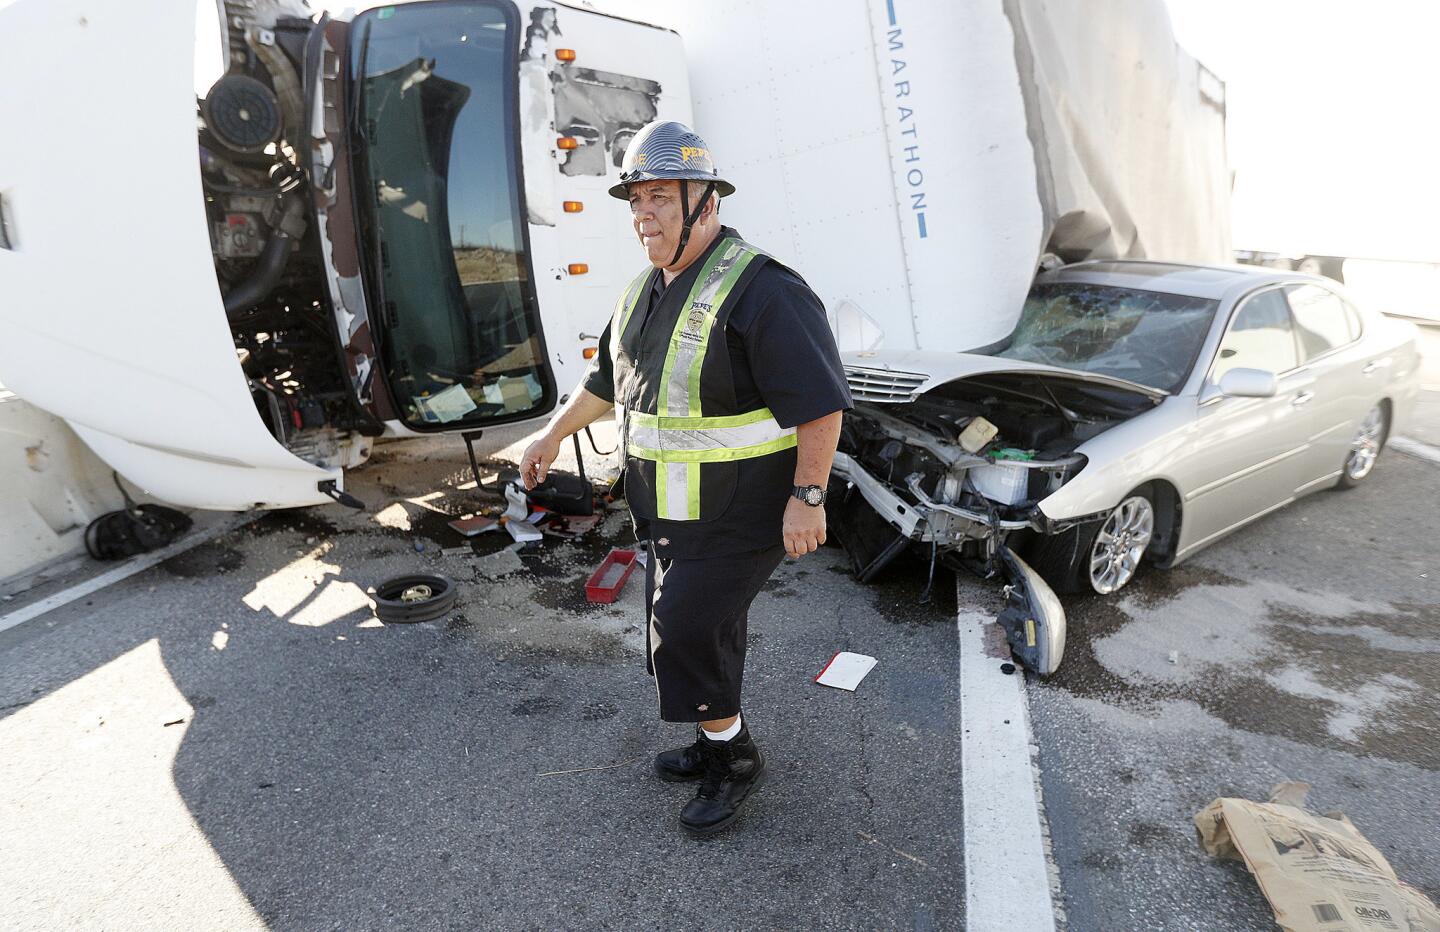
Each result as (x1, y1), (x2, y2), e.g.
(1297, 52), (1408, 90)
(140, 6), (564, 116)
(1336, 403), (1389, 489)
(1030, 485), (1156, 596)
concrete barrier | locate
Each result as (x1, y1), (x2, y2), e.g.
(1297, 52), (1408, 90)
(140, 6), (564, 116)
(0, 389), (129, 582)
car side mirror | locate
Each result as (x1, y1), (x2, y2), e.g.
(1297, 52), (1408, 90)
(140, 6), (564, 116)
(1218, 367), (1278, 399)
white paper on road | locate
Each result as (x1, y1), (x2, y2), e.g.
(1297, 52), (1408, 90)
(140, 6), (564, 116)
(505, 519), (543, 543)
(815, 652), (878, 691)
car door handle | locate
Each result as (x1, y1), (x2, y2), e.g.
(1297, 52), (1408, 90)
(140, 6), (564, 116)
(1362, 360), (1385, 375)
(1291, 391), (1315, 407)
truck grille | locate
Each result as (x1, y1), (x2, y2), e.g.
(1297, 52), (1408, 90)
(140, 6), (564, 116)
(844, 366), (928, 403)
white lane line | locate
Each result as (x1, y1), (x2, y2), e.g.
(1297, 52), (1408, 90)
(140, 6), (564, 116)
(0, 512), (257, 636)
(958, 598), (1059, 932)
(1392, 435), (1440, 466)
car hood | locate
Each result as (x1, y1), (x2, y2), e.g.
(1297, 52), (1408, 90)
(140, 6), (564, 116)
(840, 350), (1170, 405)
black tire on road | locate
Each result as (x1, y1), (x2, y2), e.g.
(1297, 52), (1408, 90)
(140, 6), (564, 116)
(370, 574), (457, 624)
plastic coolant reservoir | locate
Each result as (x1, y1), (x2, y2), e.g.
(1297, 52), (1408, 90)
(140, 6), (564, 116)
(959, 416), (999, 453)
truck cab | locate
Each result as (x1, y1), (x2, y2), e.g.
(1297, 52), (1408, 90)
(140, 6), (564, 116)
(0, 0), (686, 509)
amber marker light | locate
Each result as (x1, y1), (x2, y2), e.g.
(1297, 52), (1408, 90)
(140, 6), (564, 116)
(556, 136), (579, 150)
(582, 346), (598, 360)
(562, 201), (584, 213)
(555, 48), (577, 62)
(568, 263), (589, 275)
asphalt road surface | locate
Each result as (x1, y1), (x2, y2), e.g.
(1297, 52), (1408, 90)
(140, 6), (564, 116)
(1030, 446), (1439, 931)
(0, 440), (965, 931)
(2, 334), (1436, 929)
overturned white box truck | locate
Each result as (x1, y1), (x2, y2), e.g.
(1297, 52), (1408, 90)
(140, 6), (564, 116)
(0, 0), (1233, 669)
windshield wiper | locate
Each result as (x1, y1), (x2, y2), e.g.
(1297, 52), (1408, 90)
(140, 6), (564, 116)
(349, 19), (373, 147)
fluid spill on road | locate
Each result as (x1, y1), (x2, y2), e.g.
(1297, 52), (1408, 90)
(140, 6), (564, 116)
(1045, 561), (1440, 769)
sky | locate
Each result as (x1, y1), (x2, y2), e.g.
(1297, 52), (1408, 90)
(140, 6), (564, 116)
(1163, 0), (1440, 262)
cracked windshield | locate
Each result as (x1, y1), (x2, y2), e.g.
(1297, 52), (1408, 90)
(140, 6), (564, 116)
(351, 2), (548, 429)
(998, 282), (1219, 392)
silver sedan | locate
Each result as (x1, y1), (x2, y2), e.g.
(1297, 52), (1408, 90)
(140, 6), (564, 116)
(829, 260), (1423, 673)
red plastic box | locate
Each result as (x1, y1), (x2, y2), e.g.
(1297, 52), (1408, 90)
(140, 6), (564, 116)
(584, 548), (640, 603)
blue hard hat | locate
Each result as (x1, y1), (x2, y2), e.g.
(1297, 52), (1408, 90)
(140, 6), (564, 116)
(607, 120), (735, 200)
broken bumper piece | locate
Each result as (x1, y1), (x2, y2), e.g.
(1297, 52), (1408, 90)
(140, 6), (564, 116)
(995, 547), (1066, 675)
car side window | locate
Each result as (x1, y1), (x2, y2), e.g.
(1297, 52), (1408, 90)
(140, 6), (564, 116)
(1212, 289), (1298, 380)
(1285, 284), (1353, 360)
(1341, 299), (1365, 342)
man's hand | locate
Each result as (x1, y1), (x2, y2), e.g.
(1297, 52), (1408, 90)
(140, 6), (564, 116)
(518, 389), (614, 489)
(519, 433), (561, 490)
(783, 495), (826, 559)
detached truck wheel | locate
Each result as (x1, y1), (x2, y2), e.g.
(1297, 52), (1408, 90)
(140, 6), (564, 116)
(369, 574), (457, 624)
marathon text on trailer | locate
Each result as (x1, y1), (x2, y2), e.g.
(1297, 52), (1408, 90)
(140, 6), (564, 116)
(884, 1), (927, 239)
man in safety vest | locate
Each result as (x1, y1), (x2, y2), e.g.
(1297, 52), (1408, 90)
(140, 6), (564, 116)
(520, 121), (852, 835)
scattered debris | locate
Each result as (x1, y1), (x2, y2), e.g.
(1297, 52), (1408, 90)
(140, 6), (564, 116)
(162, 718), (185, 727)
(1000, 662), (1017, 675)
(474, 548), (526, 579)
(536, 757), (644, 778)
(538, 513), (602, 540)
(495, 482), (544, 544)
(1167, 650), (1179, 664)
(506, 517), (544, 544)
(84, 473), (193, 561)
(449, 515), (499, 537)
(501, 482), (529, 522)
(857, 831), (930, 868)
(585, 549), (639, 603)
(815, 651), (878, 691)
(1195, 782), (1440, 931)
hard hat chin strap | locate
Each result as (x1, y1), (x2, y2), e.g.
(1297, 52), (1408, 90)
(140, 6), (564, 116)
(670, 180), (717, 267)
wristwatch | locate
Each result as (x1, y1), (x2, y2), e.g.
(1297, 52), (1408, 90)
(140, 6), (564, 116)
(792, 484), (827, 507)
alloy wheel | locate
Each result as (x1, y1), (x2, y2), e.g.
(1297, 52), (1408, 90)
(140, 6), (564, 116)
(1089, 495), (1155, 595)
(1345, 405), (1385, 481)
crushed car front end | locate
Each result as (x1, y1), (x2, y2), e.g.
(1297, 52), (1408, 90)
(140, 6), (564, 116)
(828, 353), (1173, 675)
(830, 352), (1165, 569)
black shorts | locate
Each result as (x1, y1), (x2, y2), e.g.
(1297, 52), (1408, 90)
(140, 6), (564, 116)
(644, 543), (786, 722)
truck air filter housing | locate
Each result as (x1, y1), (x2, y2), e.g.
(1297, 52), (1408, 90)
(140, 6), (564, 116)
(203, 74), (282, 154)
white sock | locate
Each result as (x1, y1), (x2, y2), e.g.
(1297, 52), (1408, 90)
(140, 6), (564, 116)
(702, 715), (742, 742)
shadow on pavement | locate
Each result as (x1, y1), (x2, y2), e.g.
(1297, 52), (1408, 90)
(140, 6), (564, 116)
(1, 454), (968, 930)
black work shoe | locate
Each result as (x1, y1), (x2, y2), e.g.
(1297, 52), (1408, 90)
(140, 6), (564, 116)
(654, 726), (708, 783)
(679, 725), (766, 836)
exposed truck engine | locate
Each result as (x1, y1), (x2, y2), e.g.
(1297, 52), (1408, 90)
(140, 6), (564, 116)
(198, 1), (381, 479)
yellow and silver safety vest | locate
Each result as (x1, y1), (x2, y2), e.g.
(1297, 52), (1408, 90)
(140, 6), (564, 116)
(609, 236), (797, 522)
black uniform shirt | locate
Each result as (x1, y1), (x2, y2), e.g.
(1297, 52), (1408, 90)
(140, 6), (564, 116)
(583, 227), (853, 558)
